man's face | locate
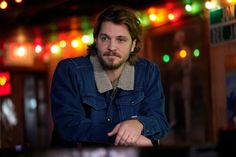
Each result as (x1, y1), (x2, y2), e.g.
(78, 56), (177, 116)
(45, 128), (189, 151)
(96, 21), (136, 70)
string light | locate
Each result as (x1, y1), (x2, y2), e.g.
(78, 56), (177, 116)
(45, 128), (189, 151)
(35, 45), (42, 54)
(149, 13), (157, 22)
(168, 13), (175, 21)
(185, 4), (193, 12)
(193, 49), (200, 57)
(179, 49), (187, 58)
(2, 1), (216, 63)
(0, 0), (24, 10)
(15, 0), (23, 3)
(163, 54), (170, 63)
(16, 46), (26, 57)
(50, 45), (60, 54)
(81, 35), (90, 44)
(0, 0), (8, 9)
(71, 39), (79, 48)
(59, 40), (67, 48)
(227, 0), (236, 3)
(205, 1), (213, 10)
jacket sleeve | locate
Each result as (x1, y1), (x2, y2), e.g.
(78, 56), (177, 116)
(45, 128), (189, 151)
(137, 62), (169, 140)
(51, 59), (113, 144)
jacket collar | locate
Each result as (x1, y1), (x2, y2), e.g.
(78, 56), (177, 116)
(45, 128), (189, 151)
(90, 55), (134, 93)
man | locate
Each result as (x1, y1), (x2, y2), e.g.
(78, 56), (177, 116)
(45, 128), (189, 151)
(51, 5), (169, 147)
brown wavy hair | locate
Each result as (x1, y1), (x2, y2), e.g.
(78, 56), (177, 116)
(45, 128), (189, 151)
(87, 5), (143, 65)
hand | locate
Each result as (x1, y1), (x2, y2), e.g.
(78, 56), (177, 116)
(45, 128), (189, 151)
(133, 135), (153, 146)
(107, 119), (143, 146)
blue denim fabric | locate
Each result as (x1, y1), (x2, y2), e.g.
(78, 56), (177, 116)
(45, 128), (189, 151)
(51, 55), (169, 145)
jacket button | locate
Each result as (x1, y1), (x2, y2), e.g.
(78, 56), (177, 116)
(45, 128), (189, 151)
(107, 118), (111, 122)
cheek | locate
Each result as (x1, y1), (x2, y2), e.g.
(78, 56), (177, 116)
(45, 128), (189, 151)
(121, 49), (131, 59)
(120, 45), (131, 54)
(96, 43), (107, 52)
(125, 45), (133, 54)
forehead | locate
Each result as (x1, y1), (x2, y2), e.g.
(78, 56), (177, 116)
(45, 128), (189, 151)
(99, 21), (131, 38)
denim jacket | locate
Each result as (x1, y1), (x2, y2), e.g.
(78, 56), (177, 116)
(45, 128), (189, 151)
(51, 55), (169, 145)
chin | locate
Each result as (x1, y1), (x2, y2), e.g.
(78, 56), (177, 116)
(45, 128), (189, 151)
(104, 62), (123, 70)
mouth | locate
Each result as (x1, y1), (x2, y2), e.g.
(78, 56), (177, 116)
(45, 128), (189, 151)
(104, 55), (118, 62)
(103, 51), (121, 58)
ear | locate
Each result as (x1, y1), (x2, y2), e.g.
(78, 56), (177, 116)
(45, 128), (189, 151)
(131, 40), (136, 52)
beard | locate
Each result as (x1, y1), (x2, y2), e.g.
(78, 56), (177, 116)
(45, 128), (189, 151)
(97, 51), (128, 70)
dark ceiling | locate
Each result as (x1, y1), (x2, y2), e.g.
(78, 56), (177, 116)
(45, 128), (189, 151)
(0, 0), (169, 29)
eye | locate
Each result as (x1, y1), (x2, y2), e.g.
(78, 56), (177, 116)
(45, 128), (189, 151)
(117, 37), (127, 43)
(100, 35), (109, 41)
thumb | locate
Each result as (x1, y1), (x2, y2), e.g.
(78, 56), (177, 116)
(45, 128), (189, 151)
(107, 124), (120, 136)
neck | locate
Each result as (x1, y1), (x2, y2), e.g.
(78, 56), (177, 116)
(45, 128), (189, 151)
(105, 64), (125, 82)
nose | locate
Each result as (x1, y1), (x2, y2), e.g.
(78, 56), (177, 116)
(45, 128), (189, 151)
(108, 40), (117, 51)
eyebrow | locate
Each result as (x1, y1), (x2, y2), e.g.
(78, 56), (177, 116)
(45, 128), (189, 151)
(99, 33), (129, 39)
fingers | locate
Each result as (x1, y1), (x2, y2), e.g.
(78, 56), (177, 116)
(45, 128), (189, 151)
(108, 123), (132, 146)
(107, 123), (120, 136)
(116, 130), (139, 146)
(107, 123), (129, 145)
(124, 136), (135, 146)
(108, 120), (143, 146)
(121, 135), (140, 146)
(125, 135), (139, 146)
(115, 129), (128, 145)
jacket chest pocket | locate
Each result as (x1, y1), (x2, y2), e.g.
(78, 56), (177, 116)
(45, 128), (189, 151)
(82, 95), (107, 123)
(115, 91), (144, 120)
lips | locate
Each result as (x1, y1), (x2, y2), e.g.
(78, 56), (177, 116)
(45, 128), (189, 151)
(104, 56), (118, 63)
(103, 51), (121, 58)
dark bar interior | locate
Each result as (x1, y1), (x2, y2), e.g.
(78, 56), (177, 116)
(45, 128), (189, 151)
(0, 0), (236, 156)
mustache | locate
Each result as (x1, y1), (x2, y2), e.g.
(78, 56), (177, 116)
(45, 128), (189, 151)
(103, 51), (121, 58)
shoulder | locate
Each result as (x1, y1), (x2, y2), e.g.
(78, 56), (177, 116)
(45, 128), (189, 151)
(57, 55), (91, 70)
(135, 58), (160, 72)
